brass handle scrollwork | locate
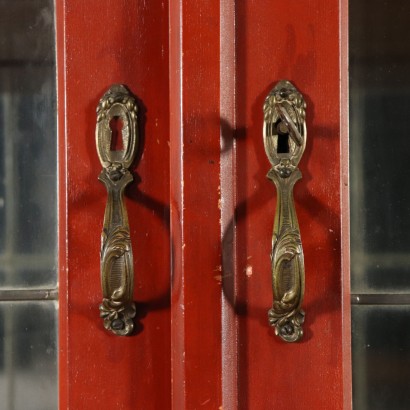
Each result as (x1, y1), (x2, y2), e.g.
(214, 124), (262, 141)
(263, 80), (307, 342)
(96, 84), (138, 336)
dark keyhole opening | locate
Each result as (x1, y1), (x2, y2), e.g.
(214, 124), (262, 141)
(109, 116), (124, 151)
(276, 120), (290, 154)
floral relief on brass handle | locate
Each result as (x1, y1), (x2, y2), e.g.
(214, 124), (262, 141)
(263, 80), (306, 342)
(96, 84), (138, 336)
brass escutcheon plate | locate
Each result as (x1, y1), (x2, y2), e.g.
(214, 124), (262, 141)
(96, 84), (138, 336)
(263, 80), (307, 342)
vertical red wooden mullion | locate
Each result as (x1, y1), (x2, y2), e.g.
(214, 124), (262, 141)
(229, 1), (352, 409)
(57, 1), (172, 409)
(169, 1), (223, 408)
(169, 0), (352, 408)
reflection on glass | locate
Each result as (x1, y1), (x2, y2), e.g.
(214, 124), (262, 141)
(0, 0), (57, 288)
(350, 1), (410, 293)
(0, 302), (58, 410)
(352, 306), (410, 410)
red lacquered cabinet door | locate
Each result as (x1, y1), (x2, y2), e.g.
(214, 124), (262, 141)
(57, 1), (351, 409)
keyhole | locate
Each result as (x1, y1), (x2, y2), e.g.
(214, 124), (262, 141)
(276, 121), (290, 154)
(109, 116), (124, 151)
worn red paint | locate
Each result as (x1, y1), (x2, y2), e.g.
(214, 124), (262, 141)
(58, 1), (350, 409)
(232, 1), (350, 409)
(58, 1), (171, 409)
(169, 1), (223, 408)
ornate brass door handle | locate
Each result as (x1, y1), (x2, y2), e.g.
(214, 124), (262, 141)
(96, 84), (138, 336)
(263, 80), (306, 342)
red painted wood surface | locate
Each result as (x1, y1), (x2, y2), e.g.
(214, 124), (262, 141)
(58, 0), (351, 409)
(57, 1), (171, 409)
(230, 1), (348, 408)
(169, 1), (223, 409)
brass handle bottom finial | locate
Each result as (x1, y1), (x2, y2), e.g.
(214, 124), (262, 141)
(263, 80), (307, 342)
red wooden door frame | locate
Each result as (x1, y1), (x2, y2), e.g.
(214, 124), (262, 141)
(57, 1), (172, 408)
(57, 1), (351, 409)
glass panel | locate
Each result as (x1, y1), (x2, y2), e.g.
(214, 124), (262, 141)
(0, 301), (58, 410)
(352, 306), (410, 410)
(350, 1), (410, 293)
(0, 0), (57, 288)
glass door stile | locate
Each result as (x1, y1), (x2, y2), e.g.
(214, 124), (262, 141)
(0, 1), (58, 409)
(350, 1), (410, 409)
